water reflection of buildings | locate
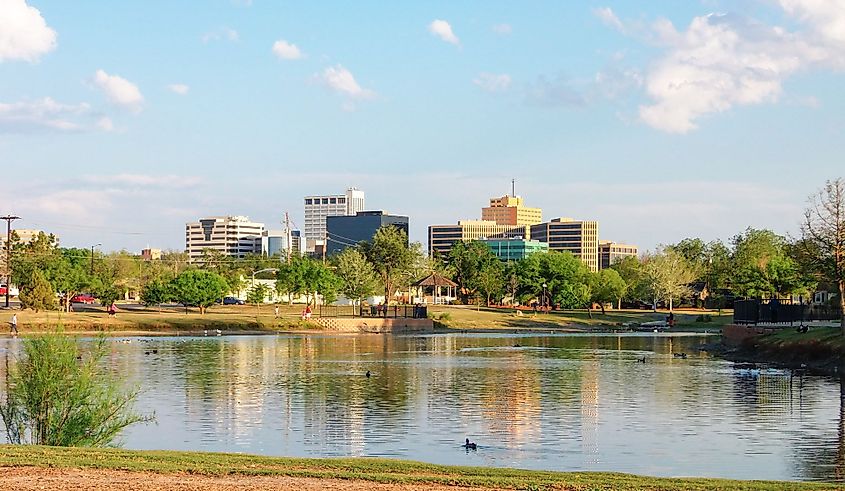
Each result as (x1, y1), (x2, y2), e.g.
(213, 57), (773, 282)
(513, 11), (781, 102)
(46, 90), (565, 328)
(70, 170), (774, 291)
(580, 357), (599, 464)
(480, 355), (542, 450)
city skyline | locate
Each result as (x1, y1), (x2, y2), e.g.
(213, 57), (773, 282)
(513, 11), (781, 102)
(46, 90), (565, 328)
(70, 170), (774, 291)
(2, 1), (844, 252)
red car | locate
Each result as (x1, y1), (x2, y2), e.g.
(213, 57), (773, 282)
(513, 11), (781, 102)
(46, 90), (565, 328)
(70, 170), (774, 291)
(70, 294), (97, 304)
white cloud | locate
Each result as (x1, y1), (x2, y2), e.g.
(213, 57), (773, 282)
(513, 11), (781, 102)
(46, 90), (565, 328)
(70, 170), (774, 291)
(168, 83), (190, 95)
(93, 69), (144, 113)
(593, 7), (625, 32)
(201, 27), (239, 44)
(472, 72), (512, 92)
(96, 116), (114, 132)
(428, 19), (460, 45)
(492, 23), (512, 36)
(272, 39), (303, 60)
(0, 97), (96, 132)
(317, 64), (376, 102)
(0, 0), (57, 62)
(525, 75), (585, 107)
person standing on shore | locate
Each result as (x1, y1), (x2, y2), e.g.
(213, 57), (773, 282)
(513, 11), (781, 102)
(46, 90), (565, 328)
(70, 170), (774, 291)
(9, 313), (18, 336)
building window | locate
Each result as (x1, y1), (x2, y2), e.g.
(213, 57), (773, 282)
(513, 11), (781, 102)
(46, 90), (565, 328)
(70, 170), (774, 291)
(330, 198), (337, 204)
(338, 198), (346, 204)
(322, 198), (329, 204)
(305, 199), (312, 205)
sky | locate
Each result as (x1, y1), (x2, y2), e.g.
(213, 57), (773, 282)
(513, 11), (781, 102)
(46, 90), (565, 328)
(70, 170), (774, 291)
(1, 0), (844, 253)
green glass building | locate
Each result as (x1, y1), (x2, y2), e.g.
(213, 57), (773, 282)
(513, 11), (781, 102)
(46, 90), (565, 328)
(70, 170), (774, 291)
(481, 238), (549, 261)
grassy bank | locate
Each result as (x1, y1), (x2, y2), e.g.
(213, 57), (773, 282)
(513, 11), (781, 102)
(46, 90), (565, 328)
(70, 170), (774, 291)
(732, 326), (844, 373)
(0, 445), (837, 490)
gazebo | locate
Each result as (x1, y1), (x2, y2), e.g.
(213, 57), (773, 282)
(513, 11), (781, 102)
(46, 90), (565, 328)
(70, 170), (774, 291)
(413, 273), (458, 305)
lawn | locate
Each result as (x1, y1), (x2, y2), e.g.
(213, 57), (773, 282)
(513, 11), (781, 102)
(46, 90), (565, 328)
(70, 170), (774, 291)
(0, 445), (836, 491)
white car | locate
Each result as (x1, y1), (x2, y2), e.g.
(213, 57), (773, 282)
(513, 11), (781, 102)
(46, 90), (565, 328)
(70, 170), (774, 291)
(0, 284), (19, 297)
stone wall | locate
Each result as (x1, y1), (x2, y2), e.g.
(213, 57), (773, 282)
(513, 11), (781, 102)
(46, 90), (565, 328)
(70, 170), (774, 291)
(722, 324), (779, 346)
(314, 317), (435, 333)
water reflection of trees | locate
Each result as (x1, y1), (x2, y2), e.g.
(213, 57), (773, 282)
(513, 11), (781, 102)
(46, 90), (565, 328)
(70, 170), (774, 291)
(788, 375), (845, 482)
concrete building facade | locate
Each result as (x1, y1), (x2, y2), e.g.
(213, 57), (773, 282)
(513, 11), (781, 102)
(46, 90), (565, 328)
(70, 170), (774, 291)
(530, 218), (600, 271)
(598, 241), (638, 270)
(326, 211), (409, 255)
(185, 216), (264, 262)
(428, 220), (531, 257)
(481, 238), (549, 262)
(481, 195), (542, 226)
(262, 229), (304, 257)
(303, 188), (365, 243)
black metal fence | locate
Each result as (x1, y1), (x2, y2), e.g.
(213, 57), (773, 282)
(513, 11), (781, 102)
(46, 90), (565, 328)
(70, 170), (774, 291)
(733, 299), (842, 325)
(317, 304), (428, 319)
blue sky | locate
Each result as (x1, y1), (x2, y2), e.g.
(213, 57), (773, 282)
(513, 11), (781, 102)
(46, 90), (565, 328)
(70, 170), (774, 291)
(1, 0), (844, 252)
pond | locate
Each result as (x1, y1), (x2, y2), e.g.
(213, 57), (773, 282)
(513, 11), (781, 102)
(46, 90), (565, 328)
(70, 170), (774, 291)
(2, 333), (843, 482)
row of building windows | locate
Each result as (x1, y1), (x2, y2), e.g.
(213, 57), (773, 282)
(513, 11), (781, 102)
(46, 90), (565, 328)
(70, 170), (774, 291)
(304, 197), (347, 205)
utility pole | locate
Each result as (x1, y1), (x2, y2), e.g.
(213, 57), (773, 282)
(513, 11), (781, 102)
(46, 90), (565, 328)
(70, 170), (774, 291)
(90, 243), (101, 275)
(283, 212), (292, 264)
(2, 215), (21, 308)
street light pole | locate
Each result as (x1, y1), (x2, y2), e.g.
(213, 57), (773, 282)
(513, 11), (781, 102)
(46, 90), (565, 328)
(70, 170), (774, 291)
(90, 243), (101, 275)
(542, 282), (547, 312)
(2, 215), (21, 308)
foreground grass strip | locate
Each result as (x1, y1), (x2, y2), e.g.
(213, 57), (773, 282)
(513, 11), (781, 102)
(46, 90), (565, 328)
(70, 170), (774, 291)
(0, 445), (838, 490)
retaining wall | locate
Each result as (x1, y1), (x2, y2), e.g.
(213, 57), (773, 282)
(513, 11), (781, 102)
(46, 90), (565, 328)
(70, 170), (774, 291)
(314, 317), (434, 333)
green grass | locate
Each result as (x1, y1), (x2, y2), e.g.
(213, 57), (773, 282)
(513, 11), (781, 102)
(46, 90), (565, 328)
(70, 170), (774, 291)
(0, 445), (837, 490)
(754, 326), (844, 357)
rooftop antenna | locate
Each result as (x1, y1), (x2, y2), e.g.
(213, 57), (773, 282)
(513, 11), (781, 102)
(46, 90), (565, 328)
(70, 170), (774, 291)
(511, 178), (516, 197)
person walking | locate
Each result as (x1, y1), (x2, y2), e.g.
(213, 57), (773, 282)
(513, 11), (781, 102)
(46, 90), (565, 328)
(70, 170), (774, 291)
(9, 313), (18, 336)
(108, 301), (117, 317)
(274, 305), (280, 319)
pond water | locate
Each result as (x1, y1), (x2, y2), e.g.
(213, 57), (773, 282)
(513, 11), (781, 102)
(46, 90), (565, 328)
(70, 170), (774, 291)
(3, 333), (843, 482)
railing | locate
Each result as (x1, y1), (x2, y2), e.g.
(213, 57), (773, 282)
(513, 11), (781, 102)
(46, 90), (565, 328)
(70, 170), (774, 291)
(317, 304), (428, 319)
(733, 299), (841, 325)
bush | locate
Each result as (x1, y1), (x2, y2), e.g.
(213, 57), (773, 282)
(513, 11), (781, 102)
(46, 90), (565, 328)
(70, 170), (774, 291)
(18, 270), (56, 312)
(0, 332), (153, 446)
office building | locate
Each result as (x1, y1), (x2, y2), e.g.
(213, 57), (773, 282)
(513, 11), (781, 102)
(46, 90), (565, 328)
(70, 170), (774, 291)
(140, 248), (162, 261)
(326, 211), (409, 255)
(428, 220), (531, 257)
(530, 218), (600, 271)
(599, 241), (638, 269)
(303, 188), (365, 242)
(481, 195), (542, 226)
(262, 229), (304, 257)
(185, 216), (264, 262)
(481, 238), (549, 262)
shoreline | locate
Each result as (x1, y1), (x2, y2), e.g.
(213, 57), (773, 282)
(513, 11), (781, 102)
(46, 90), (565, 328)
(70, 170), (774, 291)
(0, 445), (838, 490)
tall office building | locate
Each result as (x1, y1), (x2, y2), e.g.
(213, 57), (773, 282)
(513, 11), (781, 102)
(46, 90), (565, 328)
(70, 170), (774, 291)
(481, 238), (549, 262)
(262, 229), (304, 257)
(599, 241), (638, 269)
(481, 195), (542, 226)
(303, 188), (365, 242)
(326, 211), (409, 255)
(185, 216), (264, 262)
(428, 220), (531, 257)
(530, 218), (600, 271)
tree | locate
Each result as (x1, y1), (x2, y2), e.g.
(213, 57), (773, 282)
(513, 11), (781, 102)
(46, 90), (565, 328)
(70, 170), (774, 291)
(590, 269), (627, 314)
(170, 269), (228, 314)
(0, 332), (152, 446)
(801, 178), (845, 334)
(140, 279), (171, 311)
(360, 226), (413, 304)
(335, 248), (378, 313)
(475, 259), (505, 306)
(610, 255), (642, 308)
(18, 270), (56, 312)
(730, 228), (811, 298)
(641, 248), (696, 311)
(514, 251), (589, 309)
(447, 241), (501, 304)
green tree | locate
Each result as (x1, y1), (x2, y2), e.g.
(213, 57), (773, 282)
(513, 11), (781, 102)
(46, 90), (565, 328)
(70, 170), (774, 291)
(18, 270), (56, 312)
(0, 332), (153, 446)
(515, 251), (589, 309)
(360, 226), (413, 304)
(447, 240), (501, 304)
(246, 282), (270, 305)
(801, 178), (845, 334)
(276, 256), (307, 305)
(301, 258), (340, 305)
(475, 259), (505, 306)
(641, 248), (696, 311)
(170, 269), (229, 314)
(609, 255), (642, 307)
(140, 279), (171, 311)
(590, 269), (627, 314)
(730, 228), (810, 298)
(335, 248), (378, 313)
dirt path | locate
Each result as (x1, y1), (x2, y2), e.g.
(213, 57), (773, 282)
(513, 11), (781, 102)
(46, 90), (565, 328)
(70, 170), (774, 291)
(0, 467), (501, 491)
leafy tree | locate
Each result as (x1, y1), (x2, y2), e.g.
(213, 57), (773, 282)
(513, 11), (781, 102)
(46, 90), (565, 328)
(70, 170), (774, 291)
(170, 269), (228, 314)
(276, 256), (307, 305)
(335, 248), (378, 313)
(504, 262), (520, 306)
(140, 279), (171, 310)
(475, 259), (505, 306)
(730, 228), (811, 298)
(590, 269), (627, 314)
(18, 270), (56, 312)
(610, 256), (642, 307)
(801, 178), (845, 334)
(246, 282), (271, 305)
(641, 248), (696, 311)
(515, 251), (589, 308)
(360, 226), (413, 304)
(301, 258), (340, 305)
(447, 240), (501, 304)
(0, 332), (152, 446)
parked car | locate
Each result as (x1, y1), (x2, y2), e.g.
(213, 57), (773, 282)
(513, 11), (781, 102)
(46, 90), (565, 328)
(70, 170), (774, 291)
(222, 296), (244, 305)
(70, 294), (97, 304)
(0, 284), (18, 296)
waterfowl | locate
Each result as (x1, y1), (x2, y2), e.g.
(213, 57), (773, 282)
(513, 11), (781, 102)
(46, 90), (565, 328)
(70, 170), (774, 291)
(462, 438), (477, 450)
(637, 357), (646, 363)
(672, 352), (687, 359)
(366, 370), (371, 378)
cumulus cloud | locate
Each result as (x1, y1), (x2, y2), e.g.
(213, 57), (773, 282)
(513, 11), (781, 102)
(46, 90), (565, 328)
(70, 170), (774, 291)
(473, 72), (512, 92)
(317, 64), (376, 104)
(168, 83), (189, 95)
(93, 69), (144, 113)
(0, 0), (57, 62)
(492, 23), (512, 35)
(201, 27), (239, 43)
(272, 39), (303, 60)
(428, 19), (460, 45)
(0, 97), (100, 133)
(593, 7), (625, 32)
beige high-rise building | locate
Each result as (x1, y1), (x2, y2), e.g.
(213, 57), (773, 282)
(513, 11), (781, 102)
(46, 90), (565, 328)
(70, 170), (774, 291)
(185, 216), (264, 262)
(481, 195), (542, 226)
(598, 241), (638, 269)
(530, 218), (600, 272)
(428, 220), (530, 257)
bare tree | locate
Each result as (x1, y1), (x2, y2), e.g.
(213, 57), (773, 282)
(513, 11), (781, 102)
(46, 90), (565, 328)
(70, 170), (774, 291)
(801, 178), (845, 335)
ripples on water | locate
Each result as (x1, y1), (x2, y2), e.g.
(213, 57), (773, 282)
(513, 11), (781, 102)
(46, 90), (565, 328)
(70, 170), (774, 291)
(1, 333), (842, 482)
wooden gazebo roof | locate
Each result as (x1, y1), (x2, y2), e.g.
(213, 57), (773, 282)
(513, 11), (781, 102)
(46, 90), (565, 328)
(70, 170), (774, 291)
(413, 273), (457, 288)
